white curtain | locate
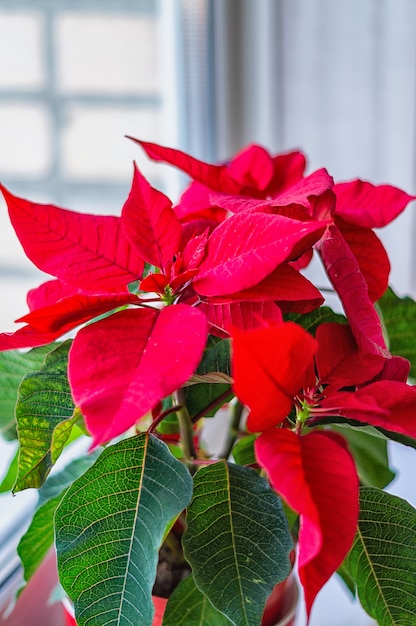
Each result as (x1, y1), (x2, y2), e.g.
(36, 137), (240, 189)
(178, 0), (416, 294)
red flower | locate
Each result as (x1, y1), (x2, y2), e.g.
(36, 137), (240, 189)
(231, 320), (416, 617)
(232, 320), (416, 437)
(255, 428), (359, 621)
(128, 137), (307, 213)
(222, 180), (415, 357)
(0, 162), (326, 445)
(133, 140), (415, 359)
(121, 165), (326, 334)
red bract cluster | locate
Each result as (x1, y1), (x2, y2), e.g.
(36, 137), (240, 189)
(232, 320), (416, 617)
(0, 155), (325, 444)
(1, 139), (415, 619)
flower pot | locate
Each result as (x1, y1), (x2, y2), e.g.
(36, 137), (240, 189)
(152, 596), (168, 625)
(63, 577), (298, 626)
(0, 550), (66, 626)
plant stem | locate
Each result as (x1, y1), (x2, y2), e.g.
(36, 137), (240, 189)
(148, 405), (182, 434)
(219, 399), (244, 459)
(175, 389), (197, 462)
(191, 387), (232, 424)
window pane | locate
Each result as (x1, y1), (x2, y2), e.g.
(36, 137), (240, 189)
(55, 13), (159, 94)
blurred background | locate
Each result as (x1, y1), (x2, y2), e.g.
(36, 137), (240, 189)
(0, 1), (415, 624)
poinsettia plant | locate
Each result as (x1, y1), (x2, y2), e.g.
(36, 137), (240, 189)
(1, 138), (416, 626)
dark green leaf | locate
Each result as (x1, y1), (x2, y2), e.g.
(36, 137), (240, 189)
(13, 341), (75, 492)
(201, 337), (231, 375)
(378, 287), (416, 376)
(183, 461), (293, 626)
(317, 419), (416, 451)
(163, 574), (233, 625)
(185, 339), (232, 419)
(332, 425), (395, 488)
(344, 487), (416, 625)
(55, 433), (192, 626)
(0, 345), (53, 440)
(376, 428), (416, 450)
(313, 417), (416, 451)
(285, 306), (347, 334)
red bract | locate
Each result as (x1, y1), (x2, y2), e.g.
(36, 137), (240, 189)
(198, 300), (283, 338)
(255, 429), (359, 621)
(231, 182), (411, 357)
(0, 158), (328, 447)
(206, 264), (323, 314)
(313, 180), (416, 307)
(0, 185), (144, 291)
(129, 137), (307, 201)
(331, 217), (390, 303)
(193, 212), (327, 297)
(118, 168), (326, 335)
(0, 324), (71, 350)
(16, 292), (141, 335)
(314, 322), (384, 387)
(0, 285), (142, 350)
(317, 225), (390, 357)
(27, 279), (82, 311)
(133, 142), (415, 359)
(232, 322), (318, 432)
(231, 319), (416, 616)
(187, 211), (325, 334)
(69, 304), (207, 446)
(333, 179), (416, 228)
(232, 320), (416, 438)
(320, 382), (416, 438)
(212, 169), (334, 217)
(121, 163), (182, 271)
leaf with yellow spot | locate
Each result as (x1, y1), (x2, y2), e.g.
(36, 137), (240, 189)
(14, 340), (76, 492)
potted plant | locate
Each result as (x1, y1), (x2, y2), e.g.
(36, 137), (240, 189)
(0, 138), (416, 626)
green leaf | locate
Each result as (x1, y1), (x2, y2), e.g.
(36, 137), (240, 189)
(332, 425), (395, 488)
(281, 501), (298, 534)
(13, 341), (75, 492)
(285, 306), (347, 334)
(17, 452), (101, 583)
(313, 417), (416, 451)
(18, 494), (62, 582)
(38, 450), (101, 505)
(344, 487), (416, 625)
(378, 287), (416, 376)
(231, 434), (257, 466)
(337, 562), (356, 597)
(183, 461), (293, 626)
(185, 338), (232, 419)
(376, 428), (416, 450)
(157, 411), (180, 436)
(0, 345), (53, 440)
(163, 574), (233, 625)
(0, 447), (18, 492)
(55, 433), (193, 626)
(195, 337), (231, 379)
